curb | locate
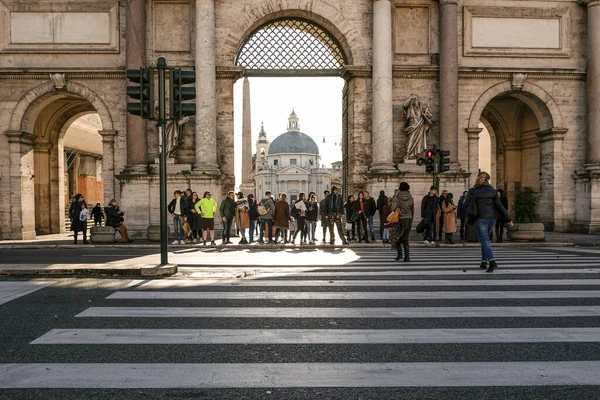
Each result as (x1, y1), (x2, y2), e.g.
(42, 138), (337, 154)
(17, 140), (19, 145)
(0, 264), (178, 278)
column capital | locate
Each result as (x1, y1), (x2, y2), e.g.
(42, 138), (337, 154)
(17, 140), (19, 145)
(579, 0), (600, 8)
(466, 127), (483, 140)
(216, 66), (245, 81)
(503, 141), (522, 151)
(34, 142), (53, 152)
(6, 131), (35, 145)
(98, 130), (118, 143)
(536, 128), (568, 143)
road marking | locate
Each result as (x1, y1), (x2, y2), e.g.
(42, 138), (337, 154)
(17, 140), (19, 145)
(0, 281), (54, 306)
(75, 306), (600, 318)
(1, 362), (599, 388)
(31, 327), (600, 345)
(136, 279), (600, 288)
(107, 290), (600, 300)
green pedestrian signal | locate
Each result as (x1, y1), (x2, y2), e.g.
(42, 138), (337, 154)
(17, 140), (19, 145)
(169, 69), (196, 119)
(437, 149), (451, 173)
(126, 68), (155, 120)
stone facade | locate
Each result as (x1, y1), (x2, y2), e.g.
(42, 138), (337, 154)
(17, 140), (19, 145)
(0, 0), (598, 239)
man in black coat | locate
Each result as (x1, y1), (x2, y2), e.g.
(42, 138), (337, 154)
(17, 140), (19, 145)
(319, 190), (330, 243)
(421, 186), (439, 245)
(364, 191), (377, 241)
(376, 190), (388, 239)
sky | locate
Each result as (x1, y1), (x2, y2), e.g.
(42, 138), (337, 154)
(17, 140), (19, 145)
(233, 77), (345, 189)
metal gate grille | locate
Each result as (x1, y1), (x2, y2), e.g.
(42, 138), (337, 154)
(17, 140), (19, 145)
(236, 18), (346, 73)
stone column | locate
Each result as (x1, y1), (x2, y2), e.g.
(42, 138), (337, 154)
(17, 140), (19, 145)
(195, 0), (220, 173)
(537, 128), (567, 231)
(370, 0), (396, 173)
(125, 0), (148, 170)
(580, 1), (600, 164)
(33, 143), (52, 235)
(6, 131), (36, 239)
(466, 128), (482, 187)
(99, 130), (117, 205)
(438, 0), (459, 160)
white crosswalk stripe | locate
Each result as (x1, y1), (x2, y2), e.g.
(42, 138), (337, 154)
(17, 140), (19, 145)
(7, 248), (600, 392)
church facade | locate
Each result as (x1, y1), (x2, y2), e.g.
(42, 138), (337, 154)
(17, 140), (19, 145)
(253, 112), (332, 203)
(1, 0), (599, 239)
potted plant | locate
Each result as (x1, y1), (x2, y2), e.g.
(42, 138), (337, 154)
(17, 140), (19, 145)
(507, 187), (545, 241)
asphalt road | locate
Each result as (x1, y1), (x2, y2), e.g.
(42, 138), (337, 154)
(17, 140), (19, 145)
(1, 247), (600, 399)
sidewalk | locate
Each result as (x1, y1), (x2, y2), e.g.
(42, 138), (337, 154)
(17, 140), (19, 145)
(0, 231), (597, 249)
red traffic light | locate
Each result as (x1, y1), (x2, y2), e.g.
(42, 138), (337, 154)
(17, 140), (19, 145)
(426, 150), (434, 158)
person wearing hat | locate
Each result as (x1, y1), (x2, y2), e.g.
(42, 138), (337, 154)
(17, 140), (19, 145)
(324, 186), (348, 245)
(196, 192), (217, 245)
(235, 192), (250, 244)
(421, 186), (439, 245)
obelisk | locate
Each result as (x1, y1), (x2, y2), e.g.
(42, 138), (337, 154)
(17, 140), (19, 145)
(240, 77), (255, 195)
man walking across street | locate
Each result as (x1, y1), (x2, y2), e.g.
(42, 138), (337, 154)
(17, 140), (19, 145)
(324, 186), (348, 245)
(421, 186), (439, 245)
(319, 190), (330, 244)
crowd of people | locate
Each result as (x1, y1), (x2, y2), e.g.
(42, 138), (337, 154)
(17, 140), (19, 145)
(69, 171), (513, 272)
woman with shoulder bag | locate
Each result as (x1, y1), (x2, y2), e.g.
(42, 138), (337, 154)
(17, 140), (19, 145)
(466, 172), (514, 272)
(389, 182), (414, 261)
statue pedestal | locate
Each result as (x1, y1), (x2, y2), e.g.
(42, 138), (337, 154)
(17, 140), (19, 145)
(396, 160), (424, 173)
(152, 158), (193, 175)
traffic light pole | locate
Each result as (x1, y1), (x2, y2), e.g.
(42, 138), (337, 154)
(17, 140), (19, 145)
(157, 57), (168, 266)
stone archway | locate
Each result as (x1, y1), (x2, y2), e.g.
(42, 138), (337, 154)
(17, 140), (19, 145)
(467, 80), (568, 230)
(3, 81), (116, 239)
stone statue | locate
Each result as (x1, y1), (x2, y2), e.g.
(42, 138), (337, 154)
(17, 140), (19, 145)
(165, 116), (190, 158)
(403, 93), (433, 160)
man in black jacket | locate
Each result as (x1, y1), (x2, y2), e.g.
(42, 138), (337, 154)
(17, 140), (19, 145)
(376, 190), (388, 239)
(364, 191), (377, 241)
(421, 186), (439, 245)
(324, 186), (348, 245)
(319, 190), (330, 243)
(438, 189), (447, 241)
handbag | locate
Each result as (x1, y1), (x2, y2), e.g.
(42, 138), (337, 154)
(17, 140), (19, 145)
(466, 190), (479, 224)
(345, 222), (353, 231)
(182, 221), (191, 237)
(416, 218), (427, 234)
(386, 208), (401, 224)
(350, 212), (360, 223)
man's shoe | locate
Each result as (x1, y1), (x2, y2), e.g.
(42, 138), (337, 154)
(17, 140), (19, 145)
(329, 241), (335, 245)
(211, 241), (216, 245)
(430, 241), (436, 246)
(371, 237), (376, 242)
(203, 241), (207, 245)
(179, 240), (185, 245)
(486, 261), (498, 273)
(342, 241), (349, 245)
(479, 261), (488, 269)
(172, 240), (179, 245)
(423, 240), (430, 245)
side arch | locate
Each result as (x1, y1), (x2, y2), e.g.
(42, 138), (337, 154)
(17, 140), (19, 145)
(467, 81), (564, 132)
(9, 81), (114, 133)
(221, 0), (367, 66)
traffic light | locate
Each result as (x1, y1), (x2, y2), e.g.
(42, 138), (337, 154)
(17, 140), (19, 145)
(126, 68), (155, 119)
(425, 149), (435, 174)
(169, 69), (196, 119)
(437, 149), (451, 173)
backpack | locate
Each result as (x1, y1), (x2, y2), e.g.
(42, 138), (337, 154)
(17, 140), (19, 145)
(291, 204), (300, 219)
(466, 190), (479, 224)
(257, 204), (267, 215)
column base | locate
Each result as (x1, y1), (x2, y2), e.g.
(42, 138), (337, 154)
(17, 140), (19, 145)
(192, 163), (222, 176)
(122, 164), (150, 174)
(368, 163), (397, 174)
(571, 163), (600, 234)
(239, 183), (255, 195)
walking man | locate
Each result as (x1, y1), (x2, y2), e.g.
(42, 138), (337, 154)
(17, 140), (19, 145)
(324, 186), (348, 245)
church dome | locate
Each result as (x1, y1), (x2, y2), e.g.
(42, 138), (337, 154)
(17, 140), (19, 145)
(268, 110), (319, 155)
(268, 131), (319, 155)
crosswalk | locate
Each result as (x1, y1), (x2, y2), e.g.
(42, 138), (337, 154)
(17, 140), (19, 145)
(3, 247), (600, 396)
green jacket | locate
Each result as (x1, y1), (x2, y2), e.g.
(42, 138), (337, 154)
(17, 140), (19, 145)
(195, 198), (217, 218)
(219, 197), (237, 219)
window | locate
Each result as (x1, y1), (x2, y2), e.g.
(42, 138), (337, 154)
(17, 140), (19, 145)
(290, 159), (297, 165)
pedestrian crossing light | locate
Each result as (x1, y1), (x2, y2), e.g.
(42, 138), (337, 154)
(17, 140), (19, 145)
(425, 149), (435, 174)
(438, 149), (451, 173)
(126, 68), (155, 120)
(169, 69), (196, 119)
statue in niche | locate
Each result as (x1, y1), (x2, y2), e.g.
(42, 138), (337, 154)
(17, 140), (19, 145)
(403, 93), (433, 160)
(165, 116), (190, 158)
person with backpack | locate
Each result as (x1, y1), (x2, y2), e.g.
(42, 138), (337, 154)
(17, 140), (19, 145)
(69, 194), (88, 244)
(291, 192), (308, 245)
(258, 190), (276, 244)
(465, 171), (514, 272)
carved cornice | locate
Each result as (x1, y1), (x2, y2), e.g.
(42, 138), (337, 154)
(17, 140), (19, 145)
(0, 71), (125, 80)
(6, 131), (36, 145)
(438, 0), (459, 5)
(536, 128), (568, 143)
(341, 65), (371, 80)
(578, 0), (600, 8)
(459, 71), (585, 81)
(98, 130), (118, 144)
(217, 66), (245, 80)
(466, 128), (483, 140)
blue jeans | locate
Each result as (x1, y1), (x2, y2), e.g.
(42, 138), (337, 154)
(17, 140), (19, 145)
(474, 218), (497, 262)
(249, 220), (256, 242)
(259, 219), (273, 242)
(382, 228), (390, 240)
(173, 214), (183, 241)
(305, 220), (316, 242)
(367, 216), (375, 238)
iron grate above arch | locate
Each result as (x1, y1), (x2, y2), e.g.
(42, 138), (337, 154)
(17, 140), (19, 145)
(236, 18), (346, 72)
